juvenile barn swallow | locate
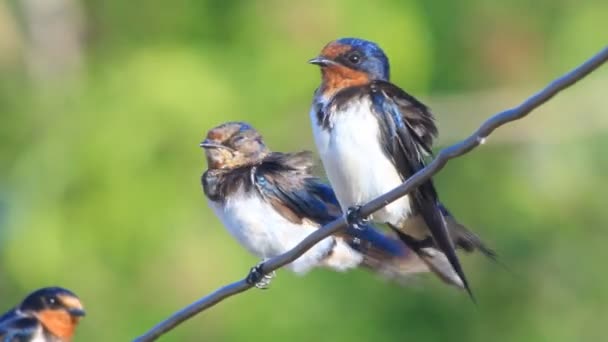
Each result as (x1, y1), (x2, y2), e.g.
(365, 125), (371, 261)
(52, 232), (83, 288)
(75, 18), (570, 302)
(309, 38), (495, 296)
(0, 287), (85, 342)
(201, 122), (431, 287)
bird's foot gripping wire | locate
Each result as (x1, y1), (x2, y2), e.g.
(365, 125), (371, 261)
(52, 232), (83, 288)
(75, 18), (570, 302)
(346, 205), (370, 229)
(246, 262), (276, 290)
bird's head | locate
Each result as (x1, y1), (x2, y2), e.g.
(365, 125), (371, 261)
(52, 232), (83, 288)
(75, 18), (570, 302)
(200, 122), (269, 170)
(20, 287), (85, 340)
(309, 38), (390, 96)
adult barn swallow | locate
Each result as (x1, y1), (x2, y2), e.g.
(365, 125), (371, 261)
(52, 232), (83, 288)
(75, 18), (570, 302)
(309, 38), (494, 295)
(201, 122), (430, 287)
(0, 287), (85, 342)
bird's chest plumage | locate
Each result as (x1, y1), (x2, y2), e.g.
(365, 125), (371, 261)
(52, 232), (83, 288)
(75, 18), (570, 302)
(208, 187), (321, 258)
(311, 96), (412, 224)
(26, 326), (48, 342)
(34, 329), (53, 342)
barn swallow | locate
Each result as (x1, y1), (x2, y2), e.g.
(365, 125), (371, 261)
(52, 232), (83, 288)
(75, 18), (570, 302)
(201, 122), (431, 288)
(308, 38), (495, 297)
(0, 287), (85, 342)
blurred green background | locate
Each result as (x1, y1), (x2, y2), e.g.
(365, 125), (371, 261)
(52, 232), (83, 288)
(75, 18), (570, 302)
(1, 0), (607, 341)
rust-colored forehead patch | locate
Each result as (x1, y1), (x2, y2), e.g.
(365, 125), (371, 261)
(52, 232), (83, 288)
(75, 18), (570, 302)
(206, 123), (243, 142)
(320, 41), (352, 59)
(58, 294), (83, 310)
(206, 128), (227, 142)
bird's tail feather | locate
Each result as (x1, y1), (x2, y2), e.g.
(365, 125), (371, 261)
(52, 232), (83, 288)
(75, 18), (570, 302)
(443, 213), (497, 260)
(387, 209), (497, 291)
(345, 214), (496, 287)
(359, 244), (430, 284)
(346, 225), (430, 284)
(417, 247), (465, 288)
(388, 223), (467, 289)
(443, 213), (513, 274)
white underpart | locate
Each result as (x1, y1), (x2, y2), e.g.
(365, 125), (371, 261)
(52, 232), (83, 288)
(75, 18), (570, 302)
(30, 326), (46, 342)
(311, 96), (412, 225)
(208, 186), (363, 274)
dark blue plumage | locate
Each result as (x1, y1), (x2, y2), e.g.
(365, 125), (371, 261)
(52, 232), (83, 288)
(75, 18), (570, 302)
(0, 315), (38, 342)
(333, 37), (390, 80)
(253, 155), (341, 225)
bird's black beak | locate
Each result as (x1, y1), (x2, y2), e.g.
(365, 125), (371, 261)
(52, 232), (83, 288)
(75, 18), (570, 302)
(308, 56), (334, 67)
(199, 139), (234, 151)
(68, 308), (86, 317)
(200, 139), (222, 149)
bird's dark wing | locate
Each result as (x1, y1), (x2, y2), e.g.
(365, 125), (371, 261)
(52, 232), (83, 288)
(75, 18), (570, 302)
(369, 80), (473, 296)
(0, 309), (17, 325)
(439, 204), (497, 259)
(345, 224), (404, 257)
(370, 81), (437, 156)
(255, 152), (342, 225)
(0, 314), (39, 342)
(257, 152), (428, 272)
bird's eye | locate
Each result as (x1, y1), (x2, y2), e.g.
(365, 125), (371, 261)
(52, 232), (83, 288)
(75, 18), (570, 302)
(233, 136), (245, 144)
(348, 52), (361, 64)
(48, 297), (57, 305)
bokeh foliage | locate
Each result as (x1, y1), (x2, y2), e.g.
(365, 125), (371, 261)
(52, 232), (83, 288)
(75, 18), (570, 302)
(0, 0), (607, 341)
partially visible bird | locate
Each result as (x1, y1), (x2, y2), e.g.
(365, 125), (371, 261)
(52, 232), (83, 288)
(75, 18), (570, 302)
(308, 37), (495, 297)
(0, 287), (85, 342)
(200, 122), (430, 287)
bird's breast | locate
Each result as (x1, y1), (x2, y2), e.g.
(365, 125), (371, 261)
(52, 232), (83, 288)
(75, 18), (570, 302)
(29, 326), (47, 342)
(311, 97), (412, 224)
(208, 186), (361, 273)
(208, 187), (322, 258)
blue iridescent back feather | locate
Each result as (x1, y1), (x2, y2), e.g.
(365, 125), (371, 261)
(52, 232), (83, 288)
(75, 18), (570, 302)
(0, 313), (38, 341)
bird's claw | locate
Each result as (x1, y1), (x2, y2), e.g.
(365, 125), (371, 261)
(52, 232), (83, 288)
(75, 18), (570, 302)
(346, 205), (369, 229)
(246, 263), (276, 290)
(255, 271), (275, 289)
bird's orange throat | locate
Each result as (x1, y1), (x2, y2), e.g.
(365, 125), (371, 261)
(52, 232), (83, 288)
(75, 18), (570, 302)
(36, 310), (80, 341)
(320, 65), (370, 98)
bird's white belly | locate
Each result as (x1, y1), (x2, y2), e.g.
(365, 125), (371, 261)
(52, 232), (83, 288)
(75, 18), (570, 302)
(311, 99), (412, 225)
(208, 187), (360, 273)
(29, 327), (46, 342)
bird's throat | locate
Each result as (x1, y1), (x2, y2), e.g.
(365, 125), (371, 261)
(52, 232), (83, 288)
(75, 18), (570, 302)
(36, 310), (79, 341)
(321, 65), (370, 97)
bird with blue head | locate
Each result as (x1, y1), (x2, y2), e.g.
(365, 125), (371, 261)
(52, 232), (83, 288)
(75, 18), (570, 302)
(0, 287), (85, 342)
(308, 37), (496, 298)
